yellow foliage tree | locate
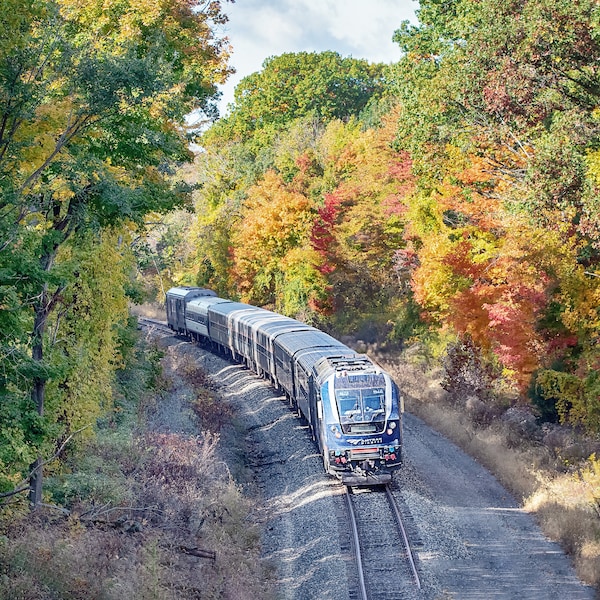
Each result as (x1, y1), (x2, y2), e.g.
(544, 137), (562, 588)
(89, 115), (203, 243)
(231, 170), (318, 311)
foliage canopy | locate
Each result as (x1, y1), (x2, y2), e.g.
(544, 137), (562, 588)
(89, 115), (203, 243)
(0, 0), (231, 501)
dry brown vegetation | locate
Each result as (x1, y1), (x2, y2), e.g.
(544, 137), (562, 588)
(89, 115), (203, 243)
(129, 302), (167, 321)
(0, 333), (275, 600)
(377, 348), (600, 592)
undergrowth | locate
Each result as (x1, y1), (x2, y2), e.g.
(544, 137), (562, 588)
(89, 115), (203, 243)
(0, 327), (275, 600)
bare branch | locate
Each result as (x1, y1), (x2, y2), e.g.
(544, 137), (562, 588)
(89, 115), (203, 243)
(179, 545), (216, 560)
(0, 485), (30, 500)
(38, 502), (71, 515)
(80, 504), (162, 521)
(0, 424), (92, 504)
(17, 113), (96, 196)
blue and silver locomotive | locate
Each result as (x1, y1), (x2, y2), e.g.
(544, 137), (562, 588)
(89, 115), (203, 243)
(166, 286), (403, 485)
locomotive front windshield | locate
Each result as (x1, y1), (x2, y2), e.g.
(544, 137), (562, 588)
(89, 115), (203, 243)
(334, 374), (387, 433)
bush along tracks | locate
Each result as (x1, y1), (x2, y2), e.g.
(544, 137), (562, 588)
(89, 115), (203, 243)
(0, 327), (276, 600)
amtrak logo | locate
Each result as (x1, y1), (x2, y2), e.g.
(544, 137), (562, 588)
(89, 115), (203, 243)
(348, 437), (382, 445)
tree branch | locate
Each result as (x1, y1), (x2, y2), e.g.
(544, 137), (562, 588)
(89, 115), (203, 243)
(0, 424), (92, 505)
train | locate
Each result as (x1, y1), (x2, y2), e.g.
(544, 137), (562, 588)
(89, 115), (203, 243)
(165, 286), (404, 485)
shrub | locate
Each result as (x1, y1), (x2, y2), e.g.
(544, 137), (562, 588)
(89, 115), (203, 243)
(441, 334), (497, 405)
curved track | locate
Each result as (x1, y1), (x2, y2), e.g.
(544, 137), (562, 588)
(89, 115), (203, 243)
(137, 316), (172, 335)
(140, 317), (595, 599)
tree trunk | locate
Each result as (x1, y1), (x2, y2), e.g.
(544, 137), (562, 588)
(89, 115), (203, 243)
(28, 275), (52, 508)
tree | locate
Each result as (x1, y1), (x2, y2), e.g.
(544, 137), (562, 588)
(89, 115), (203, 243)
(190, 53), (389, 313)
(386, 0), (600, 416)
(0, 0), (232, 506)
(230, 170), (318, 311)
(310, 109), (413, 323)
(206, 51), (386, 147)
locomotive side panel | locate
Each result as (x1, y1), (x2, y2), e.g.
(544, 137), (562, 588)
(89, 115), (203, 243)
(294, 347), (352, 448)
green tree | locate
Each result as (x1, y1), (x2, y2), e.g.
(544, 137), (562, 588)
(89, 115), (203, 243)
(0, 0), (231, 506)
(206, 51), (386, 147)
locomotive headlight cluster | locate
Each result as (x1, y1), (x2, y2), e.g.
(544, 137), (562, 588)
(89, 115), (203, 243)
(330, 449), (348, 464)
(383, 445), (400, 462)
(330, 425), (342, 439)
(386, 420), (397, 436)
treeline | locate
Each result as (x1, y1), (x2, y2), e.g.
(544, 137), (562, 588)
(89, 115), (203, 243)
(159, 0), (600, 432)
(0, 0), (231, 503)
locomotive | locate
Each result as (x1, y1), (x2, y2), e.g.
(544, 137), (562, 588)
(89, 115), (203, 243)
(165, 286), (404, 485)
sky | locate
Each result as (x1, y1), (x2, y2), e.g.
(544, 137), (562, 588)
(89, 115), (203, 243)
(214, 0), (419, 117)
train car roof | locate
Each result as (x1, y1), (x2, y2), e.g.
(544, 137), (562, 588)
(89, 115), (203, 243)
(273, 329), (347, 356)
(166, 286), (217, 300)
(256, 318), (315, 339)
(186, 296), (231, 311)
(208, 300), (258, 317)
(235, 307), (278, 323)
(235, 311), (287, 331)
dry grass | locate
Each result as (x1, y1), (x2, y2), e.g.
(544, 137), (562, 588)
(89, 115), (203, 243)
(0, 333), (275, 600)
(178, 354), (235, 432)
(378, 350), (600, 592)
(129, 302), (167, 321)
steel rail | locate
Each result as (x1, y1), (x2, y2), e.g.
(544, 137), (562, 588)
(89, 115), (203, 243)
(344, 487), (369, 600)
(137, 317), (172, 335)
(385, 485), (422, 589)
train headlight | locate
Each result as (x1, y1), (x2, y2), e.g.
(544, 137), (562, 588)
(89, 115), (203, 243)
(332, 450), (348, 465)
(330, 425), (342, 439)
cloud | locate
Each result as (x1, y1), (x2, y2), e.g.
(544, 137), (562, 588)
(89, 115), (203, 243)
(216, 0), (418, 115)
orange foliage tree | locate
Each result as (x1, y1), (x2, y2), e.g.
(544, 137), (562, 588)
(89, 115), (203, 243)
(230, 170), (325, 316)
(310, 110), (415, 324)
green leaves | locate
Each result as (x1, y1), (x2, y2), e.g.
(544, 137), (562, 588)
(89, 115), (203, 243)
(205, 51), (386, 147)
(0, 0), (233, 499)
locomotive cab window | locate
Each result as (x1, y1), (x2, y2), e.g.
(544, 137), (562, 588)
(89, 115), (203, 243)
(364, 393), (384, 416)
(334, 376), (387, 433)
(338, 393), (360, 417)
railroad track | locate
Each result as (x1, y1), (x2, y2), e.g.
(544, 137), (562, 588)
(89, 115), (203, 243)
(137, 316), (173, 335)
(140, 314), (423, 597)
(344, 484), (421, 600)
